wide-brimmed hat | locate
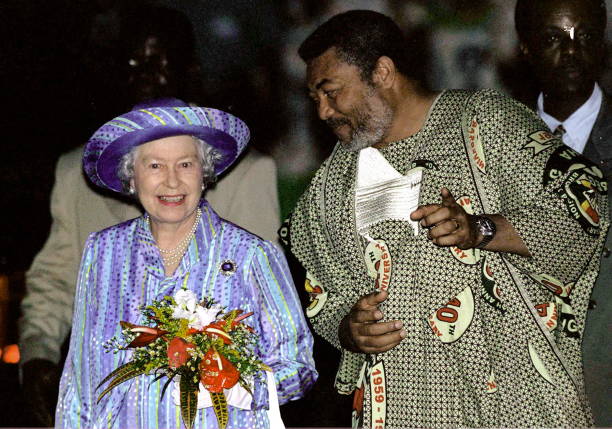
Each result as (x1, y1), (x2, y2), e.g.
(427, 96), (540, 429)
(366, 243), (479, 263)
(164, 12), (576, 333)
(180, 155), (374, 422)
(83, 98), (250, 193)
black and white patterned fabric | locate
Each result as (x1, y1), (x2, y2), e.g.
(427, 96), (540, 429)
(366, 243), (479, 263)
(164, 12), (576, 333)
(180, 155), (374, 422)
(287, 90), (609, 428)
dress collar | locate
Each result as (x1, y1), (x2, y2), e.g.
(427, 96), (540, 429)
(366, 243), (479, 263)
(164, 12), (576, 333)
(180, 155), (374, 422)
(137, 199), (221, 279)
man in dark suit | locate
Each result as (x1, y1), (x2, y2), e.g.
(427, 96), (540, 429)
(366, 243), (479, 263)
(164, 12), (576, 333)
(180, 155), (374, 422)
(516, 0), (612, 425)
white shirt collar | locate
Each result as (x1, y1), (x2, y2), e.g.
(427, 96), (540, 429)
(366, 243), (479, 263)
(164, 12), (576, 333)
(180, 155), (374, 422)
(537, 83), (602, 154)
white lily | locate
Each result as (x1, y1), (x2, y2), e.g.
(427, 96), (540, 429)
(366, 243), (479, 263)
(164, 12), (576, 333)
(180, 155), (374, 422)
(189, 305), (222, 330)
(171, 289), (198, 320)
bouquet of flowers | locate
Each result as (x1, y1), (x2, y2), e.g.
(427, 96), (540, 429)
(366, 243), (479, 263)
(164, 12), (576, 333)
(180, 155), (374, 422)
(97, 289), (270, 429)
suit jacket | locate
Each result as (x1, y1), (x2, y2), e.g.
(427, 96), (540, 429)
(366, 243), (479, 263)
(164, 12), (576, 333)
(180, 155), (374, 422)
(18, 146), (280, 365)
(580, 92), (612, 427)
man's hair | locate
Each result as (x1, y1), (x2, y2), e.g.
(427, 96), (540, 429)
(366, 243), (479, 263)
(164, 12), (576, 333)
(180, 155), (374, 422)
(515, 0), (607, 42)
(298, 10), (420, 83)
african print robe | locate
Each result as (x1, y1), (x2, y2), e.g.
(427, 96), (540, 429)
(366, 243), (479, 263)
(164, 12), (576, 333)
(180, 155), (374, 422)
(287, 90), (608, 428)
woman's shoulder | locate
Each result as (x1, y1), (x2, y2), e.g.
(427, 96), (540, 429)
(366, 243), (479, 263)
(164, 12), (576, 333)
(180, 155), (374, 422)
(214, 217), (283, 263)
(218, 217), (272, 247)
(87, 217), (142, 245)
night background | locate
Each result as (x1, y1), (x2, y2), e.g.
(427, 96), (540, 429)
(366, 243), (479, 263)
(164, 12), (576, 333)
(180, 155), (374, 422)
(0, 0), (610, 427)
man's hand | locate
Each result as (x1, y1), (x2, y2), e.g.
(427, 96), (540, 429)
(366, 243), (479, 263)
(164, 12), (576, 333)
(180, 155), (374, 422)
(411, 187), (480, 249)
(411, 187), (531, 257)
(339, 290), (405, 354)
(22, 358), (61, 427)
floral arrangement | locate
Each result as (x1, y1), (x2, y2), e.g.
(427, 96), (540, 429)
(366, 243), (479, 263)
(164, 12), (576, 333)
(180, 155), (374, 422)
(97, 289), (270, 429)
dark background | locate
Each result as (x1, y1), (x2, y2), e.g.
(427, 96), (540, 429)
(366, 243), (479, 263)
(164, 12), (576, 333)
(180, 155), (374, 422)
(0, 0), (610, 427)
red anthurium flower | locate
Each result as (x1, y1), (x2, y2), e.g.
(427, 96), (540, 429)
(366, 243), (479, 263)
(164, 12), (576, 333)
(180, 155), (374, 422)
(167, 337), (195, 368)
(204, 321), (233, 344)
(232, 312), (255, 333)
(120, 321), (168, 348)
(203, 312), (255, 344)
(233, 311), (253, 323)
(199, 349), (239, 393)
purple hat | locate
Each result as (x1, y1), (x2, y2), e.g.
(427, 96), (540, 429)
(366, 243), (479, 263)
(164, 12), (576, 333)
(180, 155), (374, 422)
(83, 98), (250, 193)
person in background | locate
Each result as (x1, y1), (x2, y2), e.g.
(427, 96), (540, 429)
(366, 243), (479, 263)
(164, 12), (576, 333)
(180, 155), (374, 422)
(18, 5), (280, 427)
(515, 0), (612, 425)
(285, 9), (607, 428)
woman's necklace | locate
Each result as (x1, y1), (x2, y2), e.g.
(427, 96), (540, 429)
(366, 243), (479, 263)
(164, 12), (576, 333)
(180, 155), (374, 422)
(146, 208), (202, 267)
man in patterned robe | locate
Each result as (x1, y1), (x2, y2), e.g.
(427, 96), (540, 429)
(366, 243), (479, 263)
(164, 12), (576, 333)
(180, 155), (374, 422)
(284, 10), (609, 428)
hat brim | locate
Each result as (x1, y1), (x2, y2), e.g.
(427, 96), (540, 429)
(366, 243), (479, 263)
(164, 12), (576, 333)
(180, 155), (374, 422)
(94, 124), (238, 193)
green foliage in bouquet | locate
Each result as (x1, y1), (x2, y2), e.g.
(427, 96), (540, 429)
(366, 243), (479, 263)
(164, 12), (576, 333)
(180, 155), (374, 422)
(97, 290), (270, 429)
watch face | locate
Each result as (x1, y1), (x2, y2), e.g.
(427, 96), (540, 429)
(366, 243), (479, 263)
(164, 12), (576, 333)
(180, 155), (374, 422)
(477, 217), (496, 236)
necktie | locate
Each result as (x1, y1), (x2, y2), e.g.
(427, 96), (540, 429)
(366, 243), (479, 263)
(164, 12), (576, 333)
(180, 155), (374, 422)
(553, 124), (566, 139)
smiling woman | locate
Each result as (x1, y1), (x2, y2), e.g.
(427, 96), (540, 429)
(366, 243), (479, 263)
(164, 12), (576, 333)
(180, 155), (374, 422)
(116, 135), (221, 273)
(54, 99), (317, 428)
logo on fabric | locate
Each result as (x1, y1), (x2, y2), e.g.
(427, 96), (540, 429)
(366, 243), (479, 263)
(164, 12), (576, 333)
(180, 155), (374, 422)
(555, 295), (580, 339)
(543, 146), (606, 236)
(534, 302), (558, 332)
(410, 159), (439, 171)
(467, 118), (486, 173)
(528, 342), (554, 385)
(364, 239), (392, 292)
(481, 257), (506, 314)
(522, 130), (557, 156)
(278, 217), (291, 247)
(529, 272), (573, 298)
(304, 272), (327, 318)
(486, 371), (498, 394)
(428, 286), (475, 343)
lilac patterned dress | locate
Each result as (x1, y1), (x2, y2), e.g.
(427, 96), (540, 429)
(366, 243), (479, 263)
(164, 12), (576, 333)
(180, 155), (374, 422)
(56, 200), (317, 428)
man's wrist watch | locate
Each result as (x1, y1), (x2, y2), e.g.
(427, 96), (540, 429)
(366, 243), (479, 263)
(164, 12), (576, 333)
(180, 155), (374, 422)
(474, 215), (496, 249)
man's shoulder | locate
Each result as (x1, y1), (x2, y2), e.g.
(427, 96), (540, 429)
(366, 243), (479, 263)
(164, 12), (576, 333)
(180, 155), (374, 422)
(590, 91), (612, 153)
(596, 91), (612, 122)
(56, 145), (85, 174)
(468, 89), (533, 114)
(219, 149), (276, 181)
(52, 145), (93, 195)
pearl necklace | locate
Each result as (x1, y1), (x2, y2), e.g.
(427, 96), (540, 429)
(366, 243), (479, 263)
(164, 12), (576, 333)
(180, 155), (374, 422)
(146, 208), (202, 267)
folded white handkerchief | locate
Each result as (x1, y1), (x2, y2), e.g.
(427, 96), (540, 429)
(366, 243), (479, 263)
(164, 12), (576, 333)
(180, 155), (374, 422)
(355, 147), (422, 237)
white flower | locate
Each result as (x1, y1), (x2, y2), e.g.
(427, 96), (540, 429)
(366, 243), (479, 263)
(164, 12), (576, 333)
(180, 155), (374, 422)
(171, 289), (198, 320)
(188, 305), (222, 330)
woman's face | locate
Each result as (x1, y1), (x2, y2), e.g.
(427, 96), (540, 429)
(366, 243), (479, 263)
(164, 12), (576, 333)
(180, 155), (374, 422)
(131, 135), (203, 228)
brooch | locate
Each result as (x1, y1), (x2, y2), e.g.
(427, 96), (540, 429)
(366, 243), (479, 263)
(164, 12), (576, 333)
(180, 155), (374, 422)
(219, 259), (237, 276)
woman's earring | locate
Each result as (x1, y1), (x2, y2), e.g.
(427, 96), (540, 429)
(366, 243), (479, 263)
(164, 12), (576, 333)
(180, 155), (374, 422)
(201, 183), (205, 192)
(129, 186), (135, 195)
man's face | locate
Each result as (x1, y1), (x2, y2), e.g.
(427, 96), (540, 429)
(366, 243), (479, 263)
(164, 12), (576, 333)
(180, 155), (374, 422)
(520, 0), (605, 98)
(126, 35), (178, 102)
(306, 48), (393, 151)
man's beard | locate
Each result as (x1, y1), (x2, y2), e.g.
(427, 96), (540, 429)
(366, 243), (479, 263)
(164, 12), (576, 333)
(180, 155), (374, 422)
(327, 89), (393, 152)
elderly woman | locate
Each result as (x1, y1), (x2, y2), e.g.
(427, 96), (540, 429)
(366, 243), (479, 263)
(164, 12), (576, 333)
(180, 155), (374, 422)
(55, 102), (317, 428)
